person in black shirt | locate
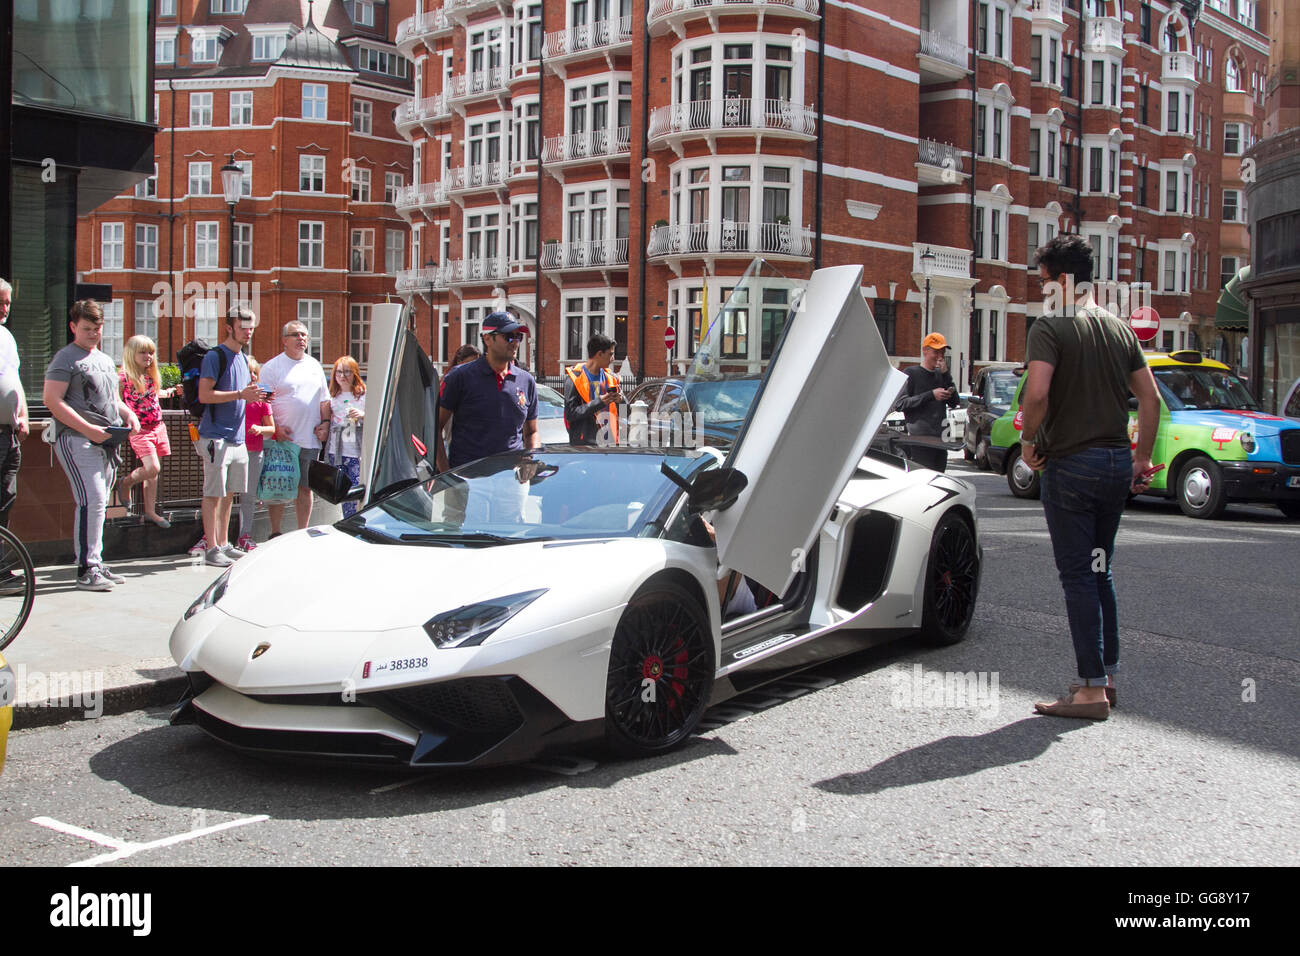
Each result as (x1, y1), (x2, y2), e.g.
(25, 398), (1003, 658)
(896, 332), (961, 471)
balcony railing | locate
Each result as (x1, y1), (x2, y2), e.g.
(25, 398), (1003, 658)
(913, 243), (971, 279)
(541, 238), (631, 270)
(395, 257), (510, 292)
(918, 139), (962, 172)
(648, 0), (820, 28)
(448, 67), (507, 102)
(395, 94), (451, 132)
(541, 127), (633, 164)
(394, 9), (453, 51)
(1028, 0), (1063, 22)
(394, 181), (450, 213)
(1164, 52), (1196, 82)
(647, 222), (813, 258)
(647, 98), (816, 141)
(445, 162), (509, 194)
(1086, 17), (1123, 51)
(543, 16), (633, 59)
(396, 265), (453, 293)
(443, 0), (499, 18)
(919, 29), (968, 70)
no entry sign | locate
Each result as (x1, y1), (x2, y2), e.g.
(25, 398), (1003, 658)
(664, 325), (676, 350)
(1129, 306), (1160, 343)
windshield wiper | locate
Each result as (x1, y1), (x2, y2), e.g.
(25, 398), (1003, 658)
(342, 523), (396, 544)
(397, 531), (541, 546)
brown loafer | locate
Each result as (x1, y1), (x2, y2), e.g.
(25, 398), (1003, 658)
(1069, 683), (1117, 708)
(1034, 691), (1110, 721)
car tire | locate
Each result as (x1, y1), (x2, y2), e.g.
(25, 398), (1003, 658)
(1176, 456), (1228, 519)
(1006, 447), (1041, 499)
(919, 512), (980, 646)
(975, 436), (991, 471)
(604, 579), (714, 758)
(1276, 501), (1300, 520)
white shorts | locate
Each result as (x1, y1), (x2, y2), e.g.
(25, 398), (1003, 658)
(197, 437), (249, 498)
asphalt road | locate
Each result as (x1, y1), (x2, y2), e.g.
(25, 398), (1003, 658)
(4, 461), (1298, 866)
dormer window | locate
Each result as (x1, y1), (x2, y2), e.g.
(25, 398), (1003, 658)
(351, 1), (376, 27)
(210, 0), (247, 13)
(249, 24), (294, 61)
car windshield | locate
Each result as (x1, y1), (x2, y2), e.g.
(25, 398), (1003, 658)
(340, 449), (712, 545)
(685, 378), (762, 424)
(987, 372), (1020, 408)
(536, 382), (565, 419)
(1154, 367), (1260, 412)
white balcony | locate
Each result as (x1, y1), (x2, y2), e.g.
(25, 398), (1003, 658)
(541, 127), (632, 166)
(543, 16), (633, 65)
(1085, 17), (1123, 53)
(393, 181), (450, 219)
(443, 0), (501, 21)
(395, 257), (511, 292)
(1163, 52), (1197, 83)
(396, 265), (453, 293)
(647, 0), (820, 38)
(395, 94), (451, 138)
(448, 67), (508, 104)
(394, 9), (453, 57)
(445, 162), (509, 195)
(541, 238), (630, 271)
(917, 139), (964, 186)
(918, 29), (969, 84)
(913, 243), (972, 281)
(1028, 0), (1063, 24)
(648, 222), (812, 259)
(647, 98), (816, 146)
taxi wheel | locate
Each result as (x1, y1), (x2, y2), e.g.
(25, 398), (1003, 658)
(1176, 456), (1228, 520)
(1277, 501), (1300, 520)
(1006, 448), (1041, 499)
(604, 580), (714, 758)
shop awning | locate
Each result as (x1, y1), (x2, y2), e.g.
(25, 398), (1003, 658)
(1215, 265), (1251, 330)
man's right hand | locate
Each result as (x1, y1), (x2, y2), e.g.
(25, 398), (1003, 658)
(275, 426), (293, 442)
(239, 383), (262, 402)
(932, 387), (954, 402)
(85, 425), (110, 444)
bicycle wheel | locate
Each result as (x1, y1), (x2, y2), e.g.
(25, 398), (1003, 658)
(0, 526), (35, 652)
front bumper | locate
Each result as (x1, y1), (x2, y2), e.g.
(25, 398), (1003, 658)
(173, 672), (602, 768)
(987, 444), (1010, 475)
(1219, 461), (1300, 502)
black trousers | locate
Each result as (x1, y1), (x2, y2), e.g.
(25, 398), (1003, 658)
(0, 426), (19, 531)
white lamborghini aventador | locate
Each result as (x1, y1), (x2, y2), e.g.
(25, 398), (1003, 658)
(170, 261), (982, 766)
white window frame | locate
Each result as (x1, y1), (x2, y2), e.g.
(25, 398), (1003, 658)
(252, 33), (288, 61)
(349, 303), (372, 368)
(384, 228), (406, 275)
(134, 165), (158, 199)
(190, 92), (213, 128)
(298, 221), (325, 268)
(352, 98), (373, 134)
(976, 2), (1010, 60)
(297, 300), (324, 361)
(351, 228), (375, 273)
(100, 223), (124, 270)
(384, 172), (404, 205)
(102, 301), (124, 364)
(194, 300), (220, 345)
(302, 83), (328, 120)
(230, 90), (253, 127)
(135, 224), (158, 271)
(299, 155), (326, 193)
(195, 221), (220, 269)
(210, 0), (247, 13)
(188, 161), (211, 196)
(233, 222), (253, 270)
(134, 301), (158, 343)
(156, 34), (176, 64)
(1222, 189), (1243, 223)
(351, 167), (372, 203)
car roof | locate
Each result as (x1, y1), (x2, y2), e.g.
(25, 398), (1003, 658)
(1145, 352), (1230, 371)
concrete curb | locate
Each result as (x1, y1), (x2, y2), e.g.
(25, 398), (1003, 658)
(11, 660), (188, 730)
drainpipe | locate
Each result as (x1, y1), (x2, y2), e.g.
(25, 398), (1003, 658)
(968, 9), (978, 374)
(168, 77), (178, 361)
(814, 2), (825, 267)
(637, 15), (650, 382)
(535, 10), (545, 377)
(1072, 10), (1083, 232)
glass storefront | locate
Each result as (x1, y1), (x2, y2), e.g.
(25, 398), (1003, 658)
(1256, 307), (1300, 416)
(12, 0), (152, 124)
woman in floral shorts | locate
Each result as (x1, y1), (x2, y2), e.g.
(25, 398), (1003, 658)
(116, 335), (175, 527)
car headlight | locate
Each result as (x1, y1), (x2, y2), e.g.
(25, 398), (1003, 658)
(184, 569), (231, 620)
(1239, 431), (1256, 453)
(423, 589), (548, 649)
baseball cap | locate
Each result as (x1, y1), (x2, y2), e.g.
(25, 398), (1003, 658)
(483, 311), (528, 335)
(922, 332), (949, 350)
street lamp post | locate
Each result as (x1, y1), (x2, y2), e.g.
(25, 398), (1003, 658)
(920, 246), (936, 341)
(425, 257), (436, 354)
(220, 156), (244, 309)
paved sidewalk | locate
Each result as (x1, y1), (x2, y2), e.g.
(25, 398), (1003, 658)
(7, 498), (342, 729)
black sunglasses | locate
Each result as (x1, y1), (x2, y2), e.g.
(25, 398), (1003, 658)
(493, 331), (524, 343)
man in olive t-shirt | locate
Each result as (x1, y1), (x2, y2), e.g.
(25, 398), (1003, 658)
(1020, 235), (1160, 721)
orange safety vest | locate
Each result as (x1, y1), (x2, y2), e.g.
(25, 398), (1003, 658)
(564, 364), (620, 444)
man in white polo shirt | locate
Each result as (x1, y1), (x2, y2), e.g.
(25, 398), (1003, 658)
(258, 320), (330, 537)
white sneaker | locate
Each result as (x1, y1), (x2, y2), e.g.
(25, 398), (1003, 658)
(188, 535), (209, 557)
(204, 547), (234, 568)
(76, 569), (115, 591)
(222, 544), (247, 560)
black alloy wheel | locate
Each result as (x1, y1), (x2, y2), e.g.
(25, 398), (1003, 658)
(604, 580), (714, 757)
(919, 512), (980, 645)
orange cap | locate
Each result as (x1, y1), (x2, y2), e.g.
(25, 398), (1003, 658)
(922, 332), (949, 350)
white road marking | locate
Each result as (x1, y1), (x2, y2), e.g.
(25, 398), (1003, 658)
(32, 814), (269, 867)
(369, 778), (423, 794)
(30, 817), (128, 850)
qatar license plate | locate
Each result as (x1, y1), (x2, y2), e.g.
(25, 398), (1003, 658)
(1288, 476), (1300, 489)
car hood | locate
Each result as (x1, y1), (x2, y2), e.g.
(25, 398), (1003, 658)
(214, 527), (638, 632)
(1168, 408), (1296, 437)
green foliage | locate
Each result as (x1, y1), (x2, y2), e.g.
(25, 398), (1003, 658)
(159, 363), (182, 390)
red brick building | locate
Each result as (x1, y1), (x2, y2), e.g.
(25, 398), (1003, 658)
(395, 0), (1270, 386)
(78, 0), (416, 370)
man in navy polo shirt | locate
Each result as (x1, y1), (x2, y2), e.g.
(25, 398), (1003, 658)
(437, 310), (539, 470)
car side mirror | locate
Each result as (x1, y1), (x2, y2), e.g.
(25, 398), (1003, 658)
(308, 459), (365, 505)
(968, 395), (986, 408)
(660, 461), (748, 513)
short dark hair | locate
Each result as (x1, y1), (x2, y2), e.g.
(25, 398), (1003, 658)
(451, 344), (480, 366)
(1035, 234), (1093, 285)
(586, 333), (616, 358)
(227, 305), (256, 329)
(69, 300), (104, 325)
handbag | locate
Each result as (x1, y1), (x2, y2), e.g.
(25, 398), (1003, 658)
(256, 439), (300, 502)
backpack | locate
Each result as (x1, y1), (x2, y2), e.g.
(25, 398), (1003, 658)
(176, 339), (229, 420)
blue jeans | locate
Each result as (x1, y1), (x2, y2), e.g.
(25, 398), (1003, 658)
(1040, 446), (1132, 684)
